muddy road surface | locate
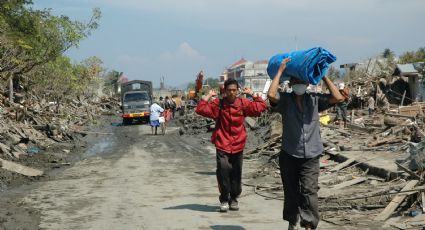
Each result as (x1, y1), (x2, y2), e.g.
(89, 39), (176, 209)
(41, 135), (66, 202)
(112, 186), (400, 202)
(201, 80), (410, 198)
(1, 121), (341, 230)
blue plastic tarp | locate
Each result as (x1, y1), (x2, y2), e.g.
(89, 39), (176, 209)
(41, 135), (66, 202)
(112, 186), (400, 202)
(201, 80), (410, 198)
(266, 47), (336, 85)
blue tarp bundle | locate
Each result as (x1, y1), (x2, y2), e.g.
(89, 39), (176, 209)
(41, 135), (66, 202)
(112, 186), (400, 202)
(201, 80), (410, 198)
(266, 47), (336, 85)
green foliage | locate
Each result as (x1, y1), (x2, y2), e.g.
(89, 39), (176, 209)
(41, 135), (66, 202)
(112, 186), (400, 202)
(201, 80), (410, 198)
(399, 47), (425, 64)
(204, 77), (219, 88)
(382, 48), (394, 59)
(28, 55), (105, 103)
(0, 1), (101, 77)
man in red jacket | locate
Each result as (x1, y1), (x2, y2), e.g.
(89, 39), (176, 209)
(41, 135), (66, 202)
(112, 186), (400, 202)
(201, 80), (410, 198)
(196, 79), (267, 212)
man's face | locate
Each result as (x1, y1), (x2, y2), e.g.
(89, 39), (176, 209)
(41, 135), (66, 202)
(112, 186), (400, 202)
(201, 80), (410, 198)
(225, 84), (238, 102)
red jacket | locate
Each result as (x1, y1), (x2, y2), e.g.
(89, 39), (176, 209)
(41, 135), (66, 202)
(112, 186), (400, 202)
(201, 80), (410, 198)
(196, 96), (267, 154)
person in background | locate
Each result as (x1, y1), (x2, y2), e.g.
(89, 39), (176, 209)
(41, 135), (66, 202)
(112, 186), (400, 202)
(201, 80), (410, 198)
(180, 96), (186, 116)
(159, 96), (165, 109)
(267, 58), (344, 230)
(195, 79), (267, 213)
(164, 96), (175, 119)
(335, 83), (350, 128)
(149, 101), (164, 135)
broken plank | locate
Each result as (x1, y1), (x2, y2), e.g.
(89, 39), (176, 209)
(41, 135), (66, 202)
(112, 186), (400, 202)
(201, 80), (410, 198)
(347, 123), (375, 133)
(384, 113), (416, 120)
(374, 180), (419, 221)
(332, 177), (367, 190)
(395, 162), (421, 180)
(245, 135), (281, 155)
(0, 157), (43, 177)
(329, 158), (356, 172)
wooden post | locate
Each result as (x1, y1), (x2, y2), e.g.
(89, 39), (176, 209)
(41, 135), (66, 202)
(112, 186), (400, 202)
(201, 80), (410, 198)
(400, 90), (406, 106)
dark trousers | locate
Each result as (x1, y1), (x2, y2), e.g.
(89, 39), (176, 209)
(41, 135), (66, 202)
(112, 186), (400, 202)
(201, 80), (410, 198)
(336, 103), (348, 122)
(216, 150), (243, 202)
(279, 151), (320, 229)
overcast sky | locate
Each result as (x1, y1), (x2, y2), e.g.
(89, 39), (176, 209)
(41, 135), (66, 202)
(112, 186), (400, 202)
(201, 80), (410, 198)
(34, 0), (425, 88)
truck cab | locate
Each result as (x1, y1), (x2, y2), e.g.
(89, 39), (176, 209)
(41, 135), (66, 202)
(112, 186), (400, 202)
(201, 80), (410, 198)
(121, 80), (153, 124)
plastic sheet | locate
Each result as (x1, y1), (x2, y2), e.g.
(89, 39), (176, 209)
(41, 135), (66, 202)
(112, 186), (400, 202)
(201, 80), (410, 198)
(267, 47), (336, 85)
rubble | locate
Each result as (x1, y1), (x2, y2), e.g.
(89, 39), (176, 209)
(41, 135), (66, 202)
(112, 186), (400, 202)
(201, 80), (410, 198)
(0, 90), (120, 186)
(177, 93), (425, 228)
(178, 111), (215, 135)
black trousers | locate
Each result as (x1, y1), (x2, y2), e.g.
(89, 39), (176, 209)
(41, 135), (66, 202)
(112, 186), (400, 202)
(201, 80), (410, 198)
(279, 151), (320, 229)
(216, 150), (243, 202)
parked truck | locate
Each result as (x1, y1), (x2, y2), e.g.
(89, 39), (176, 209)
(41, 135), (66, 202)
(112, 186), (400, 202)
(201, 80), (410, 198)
(121, 80), (153, 124)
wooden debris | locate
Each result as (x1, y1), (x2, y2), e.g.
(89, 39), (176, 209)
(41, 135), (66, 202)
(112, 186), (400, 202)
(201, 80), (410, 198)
(332, 177), (367, 190)
(374, 180), (419, 221)
(0, 157), (43, 177)
(367, 137), (403, 147)
(245, 135), (281, 155)
(347, 123), (375, 133)
(399, 105), (422, 117)
(329, 158), (356, 172)
(395, 162), (422, 180)
(244, 117), (257, 129)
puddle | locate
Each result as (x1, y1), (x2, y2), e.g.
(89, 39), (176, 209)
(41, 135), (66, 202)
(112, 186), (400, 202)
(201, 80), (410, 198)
(84, 136), (113, 158)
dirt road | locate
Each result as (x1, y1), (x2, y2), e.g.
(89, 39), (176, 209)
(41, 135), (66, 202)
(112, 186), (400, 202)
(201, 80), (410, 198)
(5, 121), (342, 229)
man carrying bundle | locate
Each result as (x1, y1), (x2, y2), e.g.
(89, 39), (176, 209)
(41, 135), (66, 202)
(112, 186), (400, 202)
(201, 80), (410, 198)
(268, 58), (344, 230)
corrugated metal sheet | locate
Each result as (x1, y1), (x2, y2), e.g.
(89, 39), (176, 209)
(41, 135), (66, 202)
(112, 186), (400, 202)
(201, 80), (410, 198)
(396, 64), (418, 74)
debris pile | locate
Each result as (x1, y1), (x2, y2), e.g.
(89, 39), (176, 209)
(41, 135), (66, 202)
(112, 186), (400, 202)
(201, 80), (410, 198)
(0, 91), (119, 183)
(241, 105), (425, 228)
(178, 111), (215, 135)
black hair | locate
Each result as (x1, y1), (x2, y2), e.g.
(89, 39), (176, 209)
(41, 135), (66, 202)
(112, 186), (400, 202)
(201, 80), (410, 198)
(289, 77), (308, 85)
(224, 79), (239, 89)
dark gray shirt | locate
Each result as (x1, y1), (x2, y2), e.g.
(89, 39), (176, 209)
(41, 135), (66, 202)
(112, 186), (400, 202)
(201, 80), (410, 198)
(272, 92), (331, 158)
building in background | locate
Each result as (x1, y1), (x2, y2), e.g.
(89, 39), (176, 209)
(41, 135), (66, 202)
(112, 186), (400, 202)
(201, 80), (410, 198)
(227, 58), (250, 86)
(242, 60), (270, 99)
(222, 58), (272, 99)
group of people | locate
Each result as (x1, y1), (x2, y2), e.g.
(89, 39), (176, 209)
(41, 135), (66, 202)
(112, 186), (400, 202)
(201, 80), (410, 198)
(334, 83), (376, 128)
(196, 58), (346, 230)
(149, 96), (180, 135)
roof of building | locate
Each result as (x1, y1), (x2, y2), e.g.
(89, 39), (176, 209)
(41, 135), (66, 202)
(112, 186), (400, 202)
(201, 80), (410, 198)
(229, 58), (248, 69)
(394, 64), (419, 76)
(339, 63), (358, 69)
